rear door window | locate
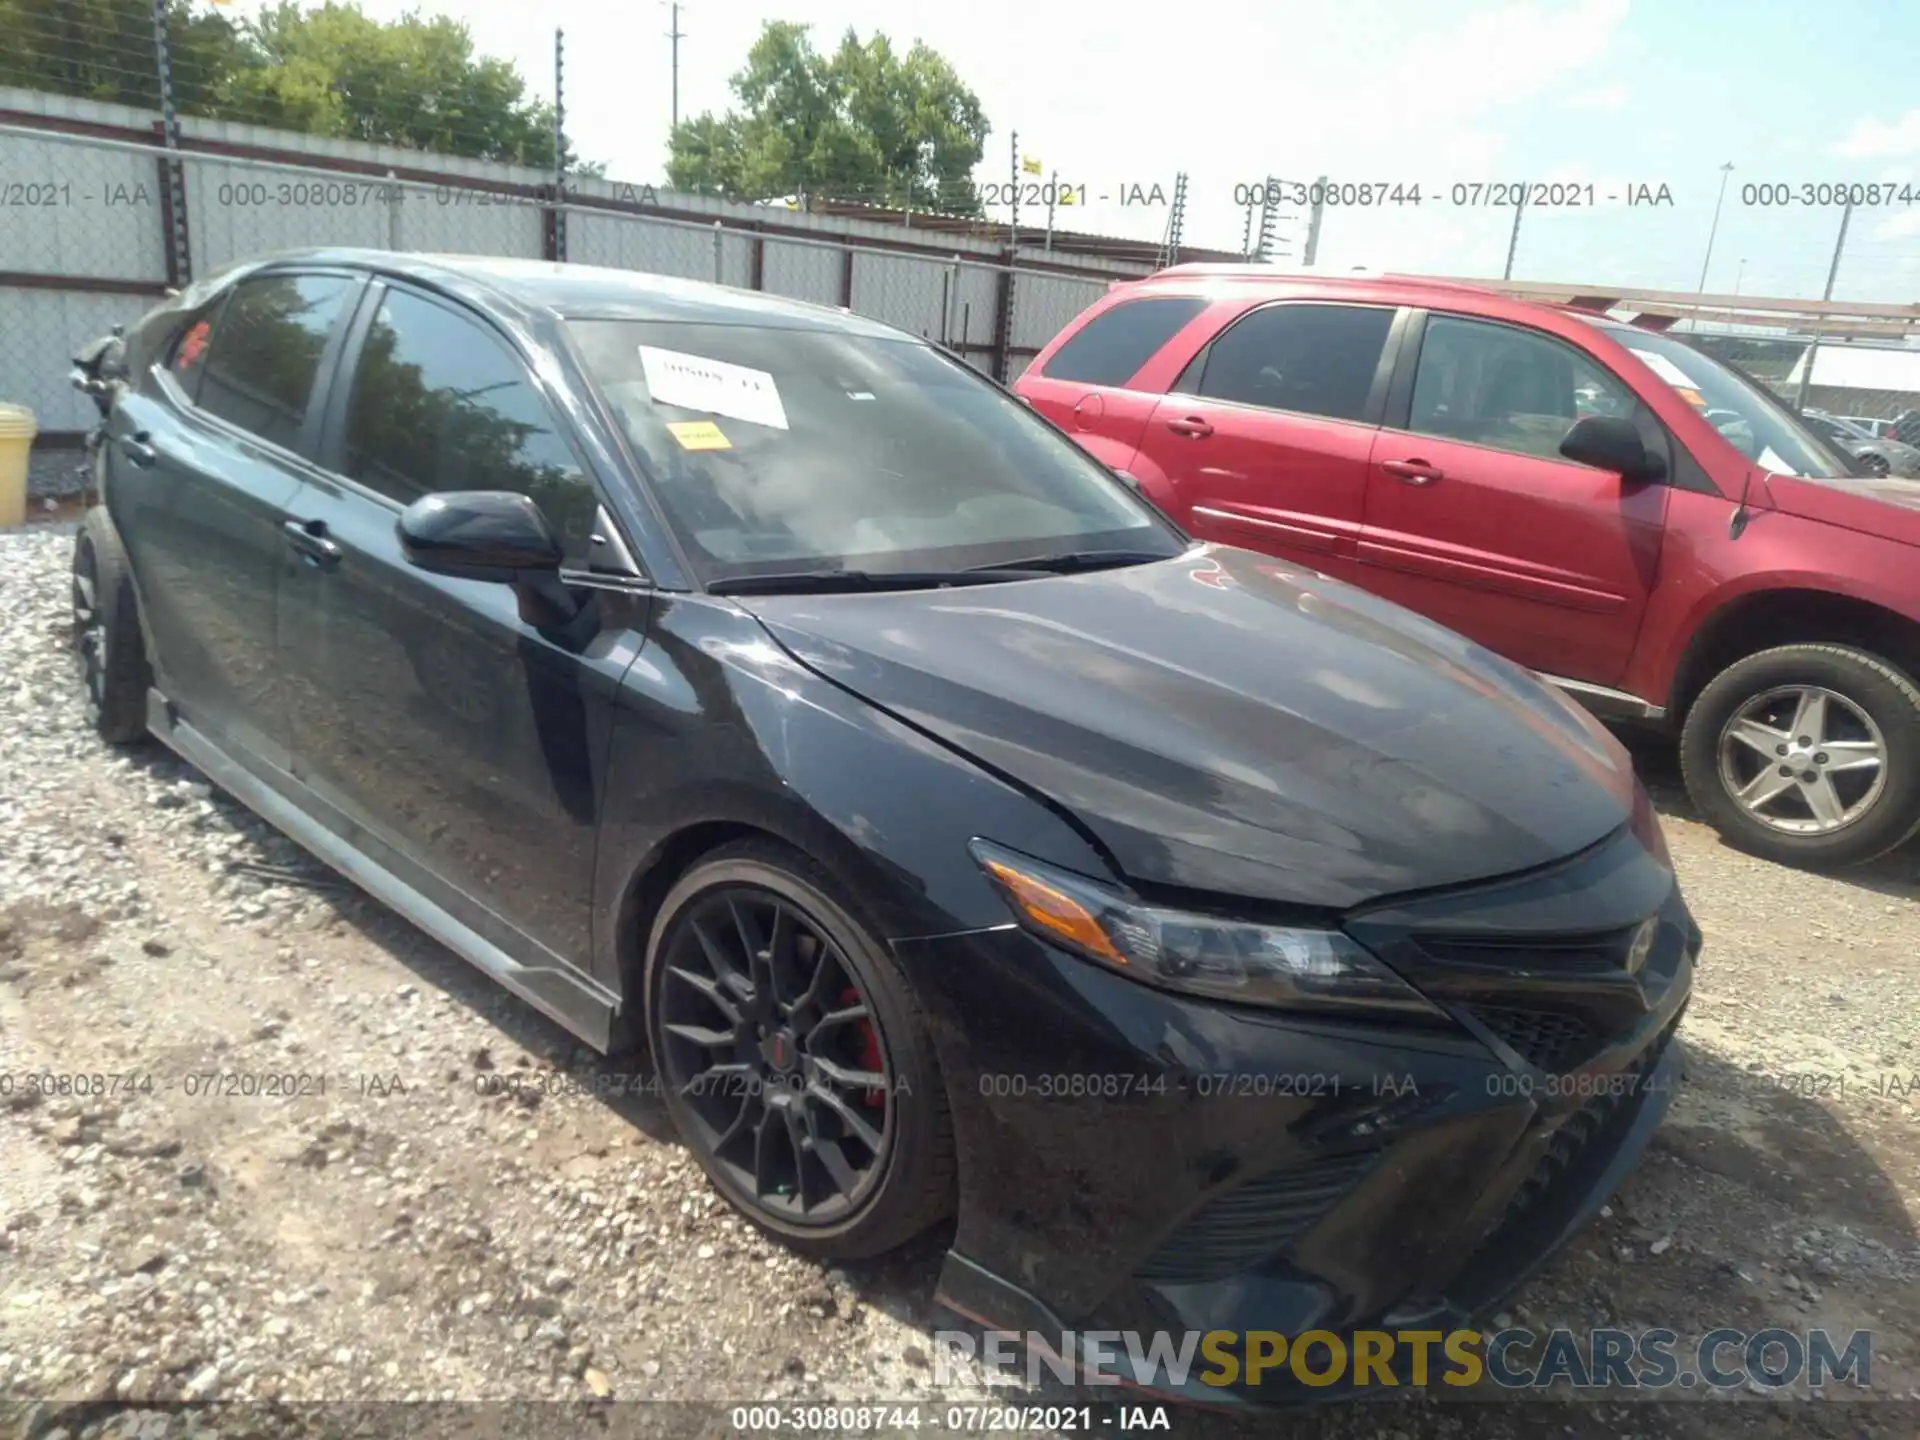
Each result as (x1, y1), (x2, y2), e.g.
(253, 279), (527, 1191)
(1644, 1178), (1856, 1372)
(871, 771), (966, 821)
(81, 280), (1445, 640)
(1038, 296), (1208, 386)
(1194, 304), (1394, 422)
(195, 274), (355, 454)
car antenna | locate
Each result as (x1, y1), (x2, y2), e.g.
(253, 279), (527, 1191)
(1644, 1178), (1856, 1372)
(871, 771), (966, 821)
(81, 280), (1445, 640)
(1729, 471), (1754, 540)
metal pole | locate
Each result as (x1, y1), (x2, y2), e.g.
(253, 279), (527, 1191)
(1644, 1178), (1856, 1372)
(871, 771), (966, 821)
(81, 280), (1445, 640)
(1303, 175), (1326, 267)
(1044, 170), (1056, 253)
(1501, 193), (1524, 280)
(1009, 131), (1019, 242)
(946, 255), (961, 344)
(150, 0), (191, 284)
(667, 2), (684, 132)
(1793, 200), (1853, 413)
(386, 168), (401, 251)
(712, 221), (724, 284)
(1733, 258), (1747, 297)
(1696, 162), (1733, 294)
(552, 28), (567, 263)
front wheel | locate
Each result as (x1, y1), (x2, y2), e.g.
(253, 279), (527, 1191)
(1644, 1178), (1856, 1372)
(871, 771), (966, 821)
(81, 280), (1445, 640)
(1680, 643), (1920, 869)
(643, 840), (955, 1259)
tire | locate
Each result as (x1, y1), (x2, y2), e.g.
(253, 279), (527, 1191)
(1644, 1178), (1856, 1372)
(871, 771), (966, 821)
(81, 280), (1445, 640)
(1680, 643), (1920, 869)
(643, 839), (955, 1259)
(72, 507), (150, 745)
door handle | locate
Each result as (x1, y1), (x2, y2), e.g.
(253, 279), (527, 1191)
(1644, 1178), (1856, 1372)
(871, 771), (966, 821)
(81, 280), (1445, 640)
(283, 518), (343, 569)
(1381, 458), (1444, 485)
(1164, 415), (1214, 439)
(117, 432), (156, 467)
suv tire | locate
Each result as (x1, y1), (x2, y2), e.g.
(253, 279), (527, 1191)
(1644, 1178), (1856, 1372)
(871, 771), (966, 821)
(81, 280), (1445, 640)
(1681, 643), (1920, 869)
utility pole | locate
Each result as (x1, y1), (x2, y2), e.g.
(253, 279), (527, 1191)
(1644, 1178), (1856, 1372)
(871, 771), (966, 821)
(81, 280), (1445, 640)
(1697, 162), (1734, 293)
(666, 2), (685, 132)
(1793, 200), (1853, 414)
(1302, 174), (1326, 267)
(1501, 192), (1524, 281)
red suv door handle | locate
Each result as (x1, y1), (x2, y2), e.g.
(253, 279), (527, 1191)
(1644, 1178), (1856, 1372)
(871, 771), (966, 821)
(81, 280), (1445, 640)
(1381, 458), (1444, 485)
(1164, 415), (1214, 439)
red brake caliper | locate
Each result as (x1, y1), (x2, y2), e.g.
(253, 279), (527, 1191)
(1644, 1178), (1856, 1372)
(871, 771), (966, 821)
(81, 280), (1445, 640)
(839, 986), (886, 1108)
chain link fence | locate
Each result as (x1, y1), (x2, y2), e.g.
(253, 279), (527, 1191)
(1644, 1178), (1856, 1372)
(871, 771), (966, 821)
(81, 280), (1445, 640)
(0, 88), (1143, 455)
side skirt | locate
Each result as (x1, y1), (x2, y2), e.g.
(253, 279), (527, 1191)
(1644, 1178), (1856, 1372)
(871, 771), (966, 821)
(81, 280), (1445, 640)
(147, 689), (621, 1052)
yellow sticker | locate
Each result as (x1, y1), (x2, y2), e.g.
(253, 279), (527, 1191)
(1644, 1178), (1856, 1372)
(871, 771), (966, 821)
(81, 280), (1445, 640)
(667, 420), (732, 451)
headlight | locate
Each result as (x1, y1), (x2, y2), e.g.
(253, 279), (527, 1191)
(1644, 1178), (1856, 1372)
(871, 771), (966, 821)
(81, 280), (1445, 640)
(970, 840), (1442, 1019)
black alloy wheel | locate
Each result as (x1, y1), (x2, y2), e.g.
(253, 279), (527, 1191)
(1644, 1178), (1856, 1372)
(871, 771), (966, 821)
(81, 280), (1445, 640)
(645, 843), (954, 1257)
(71, 508), (150, 744)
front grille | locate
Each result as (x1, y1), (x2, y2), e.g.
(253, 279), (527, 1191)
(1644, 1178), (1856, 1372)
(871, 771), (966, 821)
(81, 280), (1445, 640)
(1466, 1004), (1598, 1073)
(1415, 925), (1643, 972)
(1136, 1150), (1379, 1285)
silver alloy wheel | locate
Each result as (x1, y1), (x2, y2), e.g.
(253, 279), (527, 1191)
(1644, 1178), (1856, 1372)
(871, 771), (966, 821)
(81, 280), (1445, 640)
(1716, 684), (1887, 835)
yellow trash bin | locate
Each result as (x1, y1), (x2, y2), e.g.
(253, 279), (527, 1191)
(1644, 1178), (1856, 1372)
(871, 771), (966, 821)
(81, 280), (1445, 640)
(0, 404), (36, 529)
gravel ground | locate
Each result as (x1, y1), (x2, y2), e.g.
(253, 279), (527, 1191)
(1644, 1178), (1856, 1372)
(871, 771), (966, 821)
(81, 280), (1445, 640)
(1, 518), (1917, 1440)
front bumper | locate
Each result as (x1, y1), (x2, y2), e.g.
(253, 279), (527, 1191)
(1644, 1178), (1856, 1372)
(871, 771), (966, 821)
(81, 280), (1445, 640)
(893, 825), (1697, 1406)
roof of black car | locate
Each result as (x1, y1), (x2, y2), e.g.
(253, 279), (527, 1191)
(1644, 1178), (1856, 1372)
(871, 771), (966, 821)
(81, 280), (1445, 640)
(250, 248), (907, 339)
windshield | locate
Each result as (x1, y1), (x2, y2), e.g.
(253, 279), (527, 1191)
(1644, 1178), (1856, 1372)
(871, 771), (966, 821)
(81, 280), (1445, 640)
(1588, 324), (1850, 479)
(566, 319), (1185, 585)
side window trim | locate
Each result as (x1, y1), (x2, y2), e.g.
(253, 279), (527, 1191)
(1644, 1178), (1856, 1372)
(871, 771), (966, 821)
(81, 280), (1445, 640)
(169, 267), (365, 467)
(1174, 299), (1404, 428)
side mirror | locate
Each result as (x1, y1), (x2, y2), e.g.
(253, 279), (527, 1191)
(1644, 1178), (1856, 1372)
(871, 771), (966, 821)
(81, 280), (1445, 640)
(1559, 415), (1665, 483)
(398, 491), (562, 582)
(399, 491), (586, 629)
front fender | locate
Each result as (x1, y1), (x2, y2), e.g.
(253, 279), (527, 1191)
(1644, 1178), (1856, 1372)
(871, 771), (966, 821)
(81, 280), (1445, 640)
(589, 594), (1114, 988)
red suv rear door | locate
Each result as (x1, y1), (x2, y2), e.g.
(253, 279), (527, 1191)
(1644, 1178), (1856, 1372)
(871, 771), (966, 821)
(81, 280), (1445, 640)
(1132, 301), (1404, 580)
(1017, 292), (1214, 473)
(1357, 311), (1669, 685)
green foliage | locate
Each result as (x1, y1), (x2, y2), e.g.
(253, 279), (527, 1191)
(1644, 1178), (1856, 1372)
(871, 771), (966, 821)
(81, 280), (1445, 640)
(0, 0), (580, 168)
(667, 21), (988, 215)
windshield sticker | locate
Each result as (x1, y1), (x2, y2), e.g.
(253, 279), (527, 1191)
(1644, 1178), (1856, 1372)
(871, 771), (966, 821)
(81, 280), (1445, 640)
(1629, 349), (1701, 391)
(848, 391), (876, 401)
(639, 346), (788, 430)
(1757, 445), (1798, 475)
(666, 419), (732, 451)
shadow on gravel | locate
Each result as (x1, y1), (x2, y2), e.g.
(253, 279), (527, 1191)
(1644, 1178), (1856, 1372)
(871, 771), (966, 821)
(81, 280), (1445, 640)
(1615, 727), (1920, 902)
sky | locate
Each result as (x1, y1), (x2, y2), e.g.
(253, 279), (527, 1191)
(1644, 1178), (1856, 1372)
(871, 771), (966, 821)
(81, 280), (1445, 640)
(220, 0), (1920, 306)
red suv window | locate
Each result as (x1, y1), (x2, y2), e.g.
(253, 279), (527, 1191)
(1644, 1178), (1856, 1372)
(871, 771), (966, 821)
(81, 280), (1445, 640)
(1039, 296), (1207, 387)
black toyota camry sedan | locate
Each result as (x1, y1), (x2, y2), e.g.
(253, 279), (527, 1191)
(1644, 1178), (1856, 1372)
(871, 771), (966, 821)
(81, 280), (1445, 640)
(73, 249), (1695, 1404)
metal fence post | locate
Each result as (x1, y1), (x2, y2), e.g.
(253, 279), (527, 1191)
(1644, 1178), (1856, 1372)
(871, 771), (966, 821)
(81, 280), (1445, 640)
(386, 169), (402, 251)
(712, 221), (724, 284)
(150, 0), (192, 285)
(991, 248), (1016, 382)
(551, 28), (568, 263)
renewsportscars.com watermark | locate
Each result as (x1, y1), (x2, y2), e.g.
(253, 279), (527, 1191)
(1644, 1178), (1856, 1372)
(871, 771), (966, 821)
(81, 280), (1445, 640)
(933, 1327), (1874, 1392)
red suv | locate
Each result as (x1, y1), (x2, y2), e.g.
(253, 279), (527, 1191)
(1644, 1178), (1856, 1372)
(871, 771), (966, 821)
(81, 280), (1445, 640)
(1016, 266), (1920, 870)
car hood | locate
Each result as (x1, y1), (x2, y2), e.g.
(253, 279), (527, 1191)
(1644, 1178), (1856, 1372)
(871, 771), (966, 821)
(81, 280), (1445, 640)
(1763, 470), (1920, 537)
(740, 546), (1638, 910)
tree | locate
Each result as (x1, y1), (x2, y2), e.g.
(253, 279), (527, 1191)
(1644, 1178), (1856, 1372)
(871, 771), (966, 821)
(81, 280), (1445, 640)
(0, 0), (249, 114)
(667, 21), (988, 216)
(0, 0), (585, 170)
(222, 3), (560, 165)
